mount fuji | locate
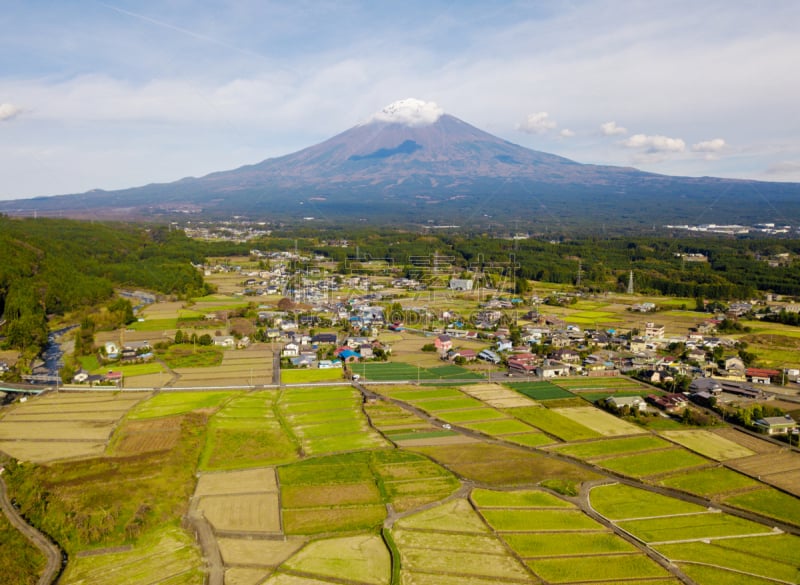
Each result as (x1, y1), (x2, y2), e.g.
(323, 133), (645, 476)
(3, 99), (800, 227)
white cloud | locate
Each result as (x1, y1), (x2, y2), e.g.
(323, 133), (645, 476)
(517, 111), (557, 134)
(765, 161), (800, 176)
(691, 138), (726, 152)
(623, 133), (686, 153)
(369, 98), (444, 127)
(560, 128), (575, 138)
(0, 103), (22, 122)
(600, 121), (627, 136)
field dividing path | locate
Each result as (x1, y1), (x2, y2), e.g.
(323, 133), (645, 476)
(0, 475), (62, 585)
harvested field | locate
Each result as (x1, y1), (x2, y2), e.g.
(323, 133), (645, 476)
(393, 434), (479, 447)
(727, 451), (800, 475)
(458, 383), (536, 408)
(0, 421), (113, 441)
(282, 505), (385, 535)
(552, 406), (644, 436)
(726, 451), (800, 495)
(392, 530), (507, 555)
(410, 442), (600, 487)
(398, 572), (530, 585)
(263, 575), (348, 585)
(392, 500), (531, 583)
(224, 568), (272, 585)
(194, 468), (278, 497)
(660, 430), (755, 461)
(712, 428), (781, 454)
(548, 435), (670, 460)
(282, 535), (390, 585)
(217, 538), (304, 567)
(6, 410), (130, 422)
(0, 440), (107, 462)
(110, 416), (183, 455)
(198, 493), (281, 533)
(436, 408), (506, 423)
(394, 498), (488, 533)
(282, 483), (381, 507)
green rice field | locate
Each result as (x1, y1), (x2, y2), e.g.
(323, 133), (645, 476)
(507, 406), (601, 441)
(505, 381), (574, 401)
(471, 488), (573, 508)
(280, 368), (343, 383)
(654, 540), (800, 584)
(527, 554), (670, 583)
(723, 488), (800, 527)
(350, 362), (481, 381)
(589, 483), (707, 520)
(549, 435), (671, 459)
(617, 513), (774, 543)
(481, 509), (601, 531)
(128, 391), (235, 419)
(599, 448), (710, 478)
(658, 467), (760, 496)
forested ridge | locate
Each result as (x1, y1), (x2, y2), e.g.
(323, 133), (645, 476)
(0, 216), (212, 363)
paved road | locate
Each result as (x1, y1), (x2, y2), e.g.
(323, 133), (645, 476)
(0, 475), (63, 585)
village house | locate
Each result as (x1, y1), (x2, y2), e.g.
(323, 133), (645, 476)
(434, 334), (453, 354)
(753, 415), (797, 435)
(606, 395), (647, 413)
(746, 368), (781, 384)
(213, 335), (235, 348)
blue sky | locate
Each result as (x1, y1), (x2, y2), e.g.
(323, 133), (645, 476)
(1, 0), (799, 199)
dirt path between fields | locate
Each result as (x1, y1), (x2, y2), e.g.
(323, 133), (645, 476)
(0, 474), (63, 585)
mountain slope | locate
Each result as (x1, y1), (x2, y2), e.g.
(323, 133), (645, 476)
(2, 101), (799, 227)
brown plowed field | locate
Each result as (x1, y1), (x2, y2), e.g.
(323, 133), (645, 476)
(112, 417), (183, 455)
(713, 428), (782, 454)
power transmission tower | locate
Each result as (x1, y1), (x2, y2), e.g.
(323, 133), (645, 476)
(627, 270), (634, 294)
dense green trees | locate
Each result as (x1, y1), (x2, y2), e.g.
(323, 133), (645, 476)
(0, 217), (214, 361)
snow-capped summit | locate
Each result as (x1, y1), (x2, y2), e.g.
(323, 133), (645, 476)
(369, 98), (444, 127)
